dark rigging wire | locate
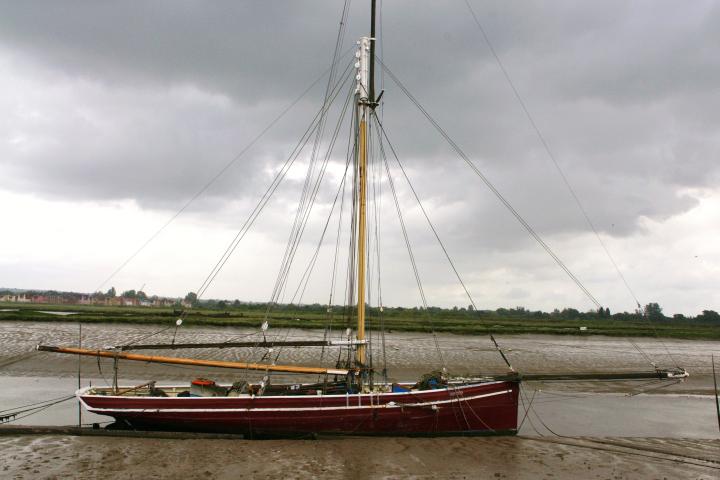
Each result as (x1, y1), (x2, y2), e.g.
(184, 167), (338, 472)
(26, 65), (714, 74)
(378, 59), (602, 310)
(373, 112), (478, 311)
(374, 118), (446, 369)
(270, 2), (352, 308)
(194, 61), (355, 303)
(269, 86), (356, 368)
(462, 2), (681, 368)
(462, 0), (640, 310)
(92, 48), (353, 294)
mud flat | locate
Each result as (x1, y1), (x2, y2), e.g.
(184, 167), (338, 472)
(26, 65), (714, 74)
(1, 321), (718, 394)
(1, 321), (719, 478)
(2, 322), (720, 434)
(0, 434), (718, 479)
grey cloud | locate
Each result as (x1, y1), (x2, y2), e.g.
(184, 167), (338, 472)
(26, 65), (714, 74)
(0, 0), (718, 240)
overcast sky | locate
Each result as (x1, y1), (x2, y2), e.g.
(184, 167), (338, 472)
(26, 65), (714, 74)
(1, 1), (718, 315)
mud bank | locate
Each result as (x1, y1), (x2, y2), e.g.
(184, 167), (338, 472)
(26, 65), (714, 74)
(0, 434), (718, 479)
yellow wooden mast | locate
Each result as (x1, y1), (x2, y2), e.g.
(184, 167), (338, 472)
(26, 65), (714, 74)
(356, 110), (368, 366)
(355, 37), (372, 368)
(355, 1), (377, 370)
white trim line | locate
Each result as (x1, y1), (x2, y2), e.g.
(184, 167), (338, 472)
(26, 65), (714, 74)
(82, 389), (513, 414)
(76, 380), (509, 401)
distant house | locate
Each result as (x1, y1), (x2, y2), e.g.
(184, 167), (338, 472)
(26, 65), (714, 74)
(45, 295), (63, 305)
(106, 297), (122, 306)
(31, 295), (48, 304)
(0, 293), (30, 303)
(121, 297), (139, 307)
(181, 300), (193, 309)
(153, 298), (176, 307)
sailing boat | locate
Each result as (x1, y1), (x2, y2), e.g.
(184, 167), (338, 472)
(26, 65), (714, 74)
(38, 1), (685, 437)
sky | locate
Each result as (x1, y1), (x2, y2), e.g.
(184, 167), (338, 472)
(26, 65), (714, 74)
(1, 1), (718, 316)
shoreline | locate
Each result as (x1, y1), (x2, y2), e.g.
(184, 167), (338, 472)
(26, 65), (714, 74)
(2, 316), (719, 341)
(3, 304), (719, 340)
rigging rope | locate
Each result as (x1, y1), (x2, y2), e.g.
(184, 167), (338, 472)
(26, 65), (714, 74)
(290, 156), (353, 305)
(269, 0), (352, 310)
(373, 113), (478, 311)
(375, 120), (446, 369)
(378, 59), (602, 310)
(234, 3), (356, 373)
(264, 82), (355, 332)
(1, 395), (75, 424)
(461, 1), (681, 369)
(93, 48), (352, 294)
(270, 83), (355, 308)
(271, 150), (354, 367)
(369, 113), (388, 380)
(123, 62), (355, 352)
(194, 61), (355, 304)
(463, 0), (641, 311)
(320, 107), (357, 374)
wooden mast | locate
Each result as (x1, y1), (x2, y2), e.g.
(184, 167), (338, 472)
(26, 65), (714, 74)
(355, 1), (376, 369)
(356, 106), (368, 367)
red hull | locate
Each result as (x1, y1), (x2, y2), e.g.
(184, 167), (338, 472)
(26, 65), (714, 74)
(79, 381), (519, 436)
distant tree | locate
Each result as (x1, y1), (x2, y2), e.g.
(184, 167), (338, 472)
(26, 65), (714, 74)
(643, 302), (664, 321)
(233, 299), (241, 308)
(107, 287), (116, 298)
(696, 310), (720, 322)
(673, 313), (686, 321)
(122, 289), (137, 298)
(218, 300), (227, 309)
(136, 291), (148, 300)
(467, 304), (474, 312)
(605, 307), (611, 317)
(613, 311), (634, 321)
(184, 292), (198, 306)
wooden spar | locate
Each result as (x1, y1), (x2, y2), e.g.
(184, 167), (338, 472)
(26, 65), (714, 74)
(486, 368), (688, 382)
(116, 340), (363, 351)
(37, 345), (350, 375)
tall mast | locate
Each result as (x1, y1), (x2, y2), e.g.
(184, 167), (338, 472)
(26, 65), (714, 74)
(355, 0), (376, 370)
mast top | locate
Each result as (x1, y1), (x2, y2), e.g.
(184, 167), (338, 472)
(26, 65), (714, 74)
(355, 38), (372, 101)
(369, 0), (377, 102)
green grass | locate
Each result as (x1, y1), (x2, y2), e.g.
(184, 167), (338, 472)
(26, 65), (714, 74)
(1, 303), (718, 340)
